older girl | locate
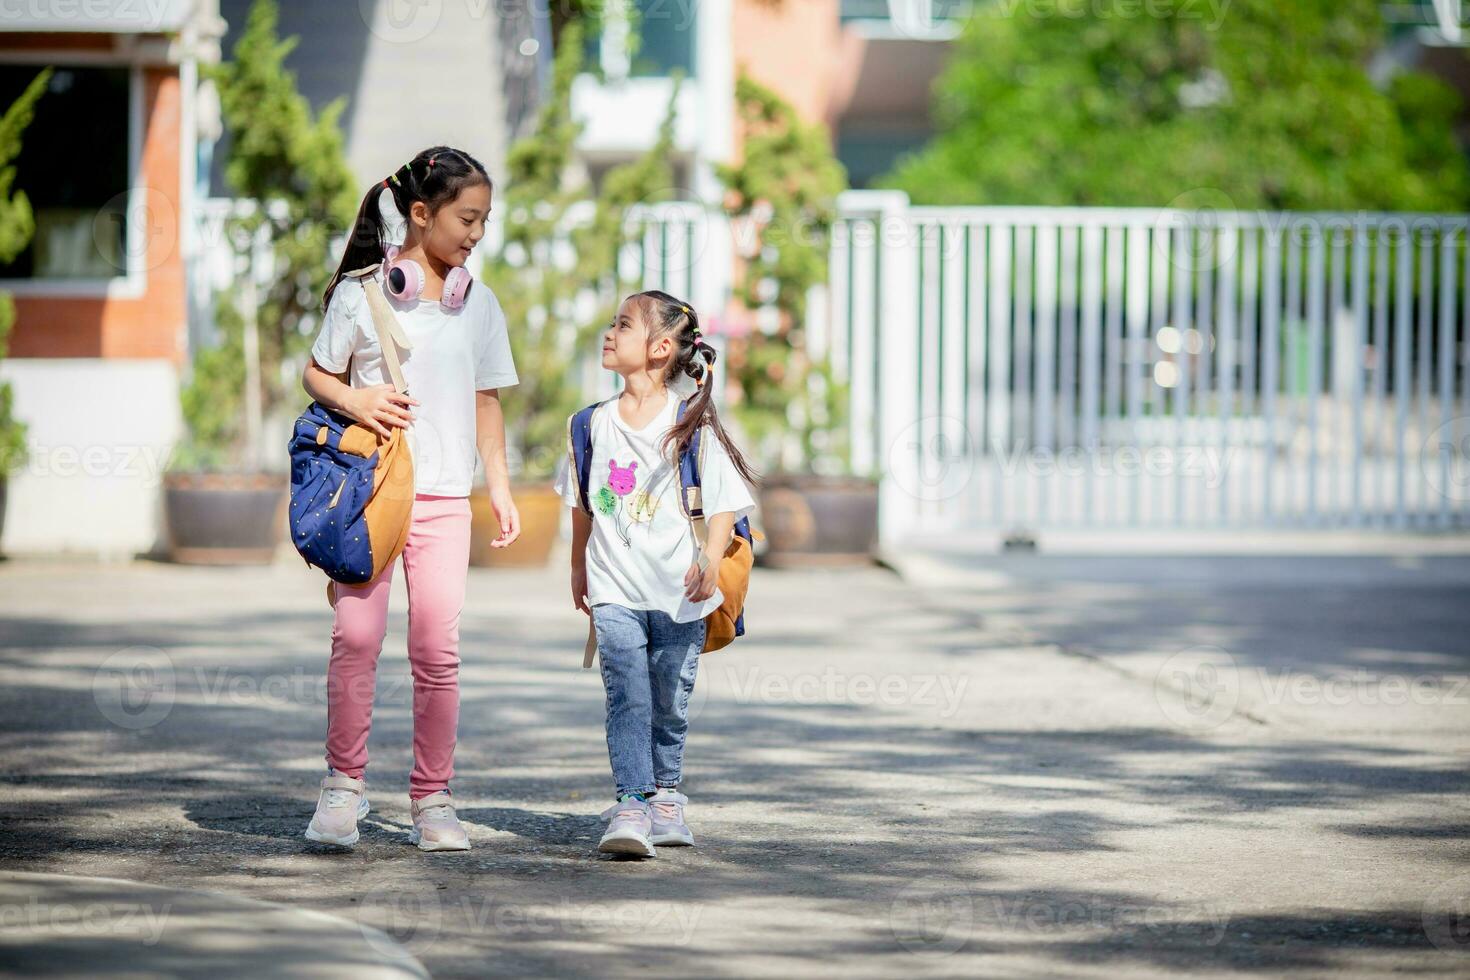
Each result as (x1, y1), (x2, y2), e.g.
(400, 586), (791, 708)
(302, 146), (519, 852)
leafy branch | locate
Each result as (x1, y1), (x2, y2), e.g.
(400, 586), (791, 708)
(716, 74), (847, 472)
(0, 68), (50, 477)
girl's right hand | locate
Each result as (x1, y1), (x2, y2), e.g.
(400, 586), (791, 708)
(344, 384), (418, 439)
(571, 565), (590, 614)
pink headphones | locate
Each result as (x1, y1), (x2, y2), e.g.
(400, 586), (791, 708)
(383, 244), (472, 310)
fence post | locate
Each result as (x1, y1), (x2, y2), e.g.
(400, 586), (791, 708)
(838, 190), (918, 552)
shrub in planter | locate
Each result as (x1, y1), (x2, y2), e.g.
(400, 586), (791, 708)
(165, 1), (357, 565)
(0, 295), (26, 555)
(474, 22), (684, 567)
(0, 342), (23, 555)
(166, 297), (287, 564)
(0, 69), (49, 556)
(716, 75), (878, 565)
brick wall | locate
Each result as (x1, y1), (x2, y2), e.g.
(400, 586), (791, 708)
(730, 0), (849, 136)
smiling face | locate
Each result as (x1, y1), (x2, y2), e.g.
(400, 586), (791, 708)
(408, 181), (491, 268)
(601, 296), (674, 376)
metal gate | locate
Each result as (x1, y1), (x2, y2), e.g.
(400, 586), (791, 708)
(829, 192), (1470, 544)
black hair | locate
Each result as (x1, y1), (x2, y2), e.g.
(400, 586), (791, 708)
(634, 289), (761, 487)
(322, 145), (491, 311)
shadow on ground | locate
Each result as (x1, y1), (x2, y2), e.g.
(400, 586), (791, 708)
(1, 560), (1467, 977)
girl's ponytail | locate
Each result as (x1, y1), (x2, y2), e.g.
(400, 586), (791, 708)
(638, 289), (760, 487)
(322, 147), (492, 311)
(322, 176), (392, 311)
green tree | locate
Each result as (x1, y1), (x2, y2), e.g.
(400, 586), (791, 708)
(0, 68), (50, 477)
(489, 20), (682, 479)
(176, 0), (357, 470)
(885, 0), (1469, 210)
(717, 74), (848, 470)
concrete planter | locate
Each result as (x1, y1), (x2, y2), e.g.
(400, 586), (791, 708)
(469, 482), (562, 568)
(163, 472), (286, 565)
(757, 474), (879, 567)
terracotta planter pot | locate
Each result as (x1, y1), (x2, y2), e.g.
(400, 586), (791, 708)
(163, 472), (287, 565)
(757, 474), (879, 568)
(469, 482), (562, 568)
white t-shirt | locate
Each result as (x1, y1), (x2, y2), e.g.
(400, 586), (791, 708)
(310, 267), (519, 496)
(553, 393), (757, 624)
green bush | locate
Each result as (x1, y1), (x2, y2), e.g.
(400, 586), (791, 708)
(175, 0), (357, 472)
(489, 20), (684, 480)
(0, 68), (49, 478)
(717, 75), (848, 472)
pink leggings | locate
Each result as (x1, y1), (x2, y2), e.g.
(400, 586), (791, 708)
(325, 493), (471, 799)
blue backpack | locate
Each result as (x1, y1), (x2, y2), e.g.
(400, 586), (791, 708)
(288, 265), (415, 587)
(569, 396), (755, 664)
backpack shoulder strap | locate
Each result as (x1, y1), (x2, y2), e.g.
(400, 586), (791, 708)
(343, 263), (413, 393)
(571, 399), (606, 671)
(675, 398), (712, 570)
(568, 400), (602, 515)
(674, 398), (702, 509)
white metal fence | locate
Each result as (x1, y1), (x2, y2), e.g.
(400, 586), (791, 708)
(830, 191), (1470, 544)
(190, 192), (1470, 544)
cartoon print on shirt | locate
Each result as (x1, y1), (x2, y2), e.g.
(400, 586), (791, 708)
(608, 459), (638, 495)
(599, 458), (677, 545)
(627, 488), (658, 524)
(628, 463), (676, 527)
(603, 459), (638, 545)
(562, 409), (758, 620)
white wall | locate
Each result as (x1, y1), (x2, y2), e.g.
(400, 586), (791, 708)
(348, 0), (510, 187)
(212, 0), (516, 195)
(0, 360), (182, 559)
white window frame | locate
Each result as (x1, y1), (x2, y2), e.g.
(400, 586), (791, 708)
(0, 53), (146, 299)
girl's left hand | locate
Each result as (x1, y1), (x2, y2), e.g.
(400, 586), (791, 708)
(684, 555), (719, 602)
(488, 485), (521, 548)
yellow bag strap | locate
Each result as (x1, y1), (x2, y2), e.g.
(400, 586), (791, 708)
(344, 263), (412, 393)
(686, 489), (710, 572)
(583, 618), (598, 670)
(683, 420), (714, 572)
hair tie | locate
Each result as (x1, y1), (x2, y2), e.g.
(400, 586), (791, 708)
(428, 155), (437, 169)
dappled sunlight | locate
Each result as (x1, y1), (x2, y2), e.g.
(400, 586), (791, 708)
(1, 557), (1466, 976)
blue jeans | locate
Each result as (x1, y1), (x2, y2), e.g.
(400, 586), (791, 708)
(591, 603), (706, 799)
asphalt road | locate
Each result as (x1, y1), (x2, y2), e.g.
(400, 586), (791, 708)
(0, 549), (1467, 977)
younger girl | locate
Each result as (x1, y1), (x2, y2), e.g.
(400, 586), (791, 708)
(301, 146), (520, 852)
(554, 289), (759, 858)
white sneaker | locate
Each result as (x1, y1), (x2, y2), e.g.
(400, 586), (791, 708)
(648, 787), (695, 846)
(598, 797), (657, 858)
(305, 774), (370, 848)
(409, 791), (470, 852)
